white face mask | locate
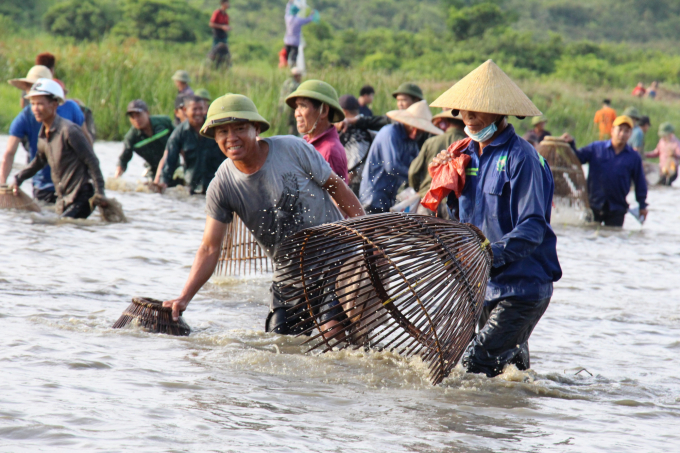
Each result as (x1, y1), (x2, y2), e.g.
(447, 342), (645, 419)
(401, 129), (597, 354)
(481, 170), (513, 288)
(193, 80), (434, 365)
(465, 122), (497, 143)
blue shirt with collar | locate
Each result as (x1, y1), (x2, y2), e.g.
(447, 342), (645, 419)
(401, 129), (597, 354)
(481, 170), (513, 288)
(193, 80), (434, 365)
(359, 123), (420, 211)
(572, 140), (647, 211)
(456, 124), (562, 304)
(8, 101), (85, 191)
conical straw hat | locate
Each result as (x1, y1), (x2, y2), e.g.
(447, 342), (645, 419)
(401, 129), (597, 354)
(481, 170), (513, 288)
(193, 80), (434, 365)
(386, 100), (443, 136)
(431, 60), (542, 117)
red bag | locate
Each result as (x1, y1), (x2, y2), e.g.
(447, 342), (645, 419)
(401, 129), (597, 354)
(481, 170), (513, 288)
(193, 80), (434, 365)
(421, 138), (472, 212)
(278, 47), (289, 68)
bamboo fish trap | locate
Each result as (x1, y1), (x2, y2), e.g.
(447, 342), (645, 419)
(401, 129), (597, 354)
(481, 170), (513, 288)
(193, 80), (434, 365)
(112, 297), (191, 336)
(214, 214), (271, 277)
(275, 212), (493, 385)
(538, 136), (590, 212)
(0, 185), (41, 212)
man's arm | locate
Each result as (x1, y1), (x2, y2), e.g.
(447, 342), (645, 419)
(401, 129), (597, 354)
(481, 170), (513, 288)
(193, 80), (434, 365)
(632, 157), (648, 213)
(115, 140), (134, 178)
(14, 148), (48, 188)
(354, 115), (389, 132)
(323, 173), (365, 217)
(163, 217), (228, 321)
(0, 136), (21, 184)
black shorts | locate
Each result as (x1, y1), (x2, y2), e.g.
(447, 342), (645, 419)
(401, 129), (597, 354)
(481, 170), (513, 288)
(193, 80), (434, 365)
(61, 183), (95, 219)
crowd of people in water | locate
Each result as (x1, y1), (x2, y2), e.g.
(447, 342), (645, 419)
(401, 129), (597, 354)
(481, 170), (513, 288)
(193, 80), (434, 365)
(0, 40), (676, 379)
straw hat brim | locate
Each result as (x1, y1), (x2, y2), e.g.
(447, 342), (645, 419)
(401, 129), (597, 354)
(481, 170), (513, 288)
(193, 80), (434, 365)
(8, 79), (34, 92)
(386, 110), (444, 136)
(200, 111), (271, 138)
(432, 110), (462, 122)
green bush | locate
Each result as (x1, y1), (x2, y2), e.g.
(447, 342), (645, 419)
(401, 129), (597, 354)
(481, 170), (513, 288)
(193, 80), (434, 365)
(113, 0), (207, 43)
(43, 0), (115, 40)
(447, 3), (505, 40)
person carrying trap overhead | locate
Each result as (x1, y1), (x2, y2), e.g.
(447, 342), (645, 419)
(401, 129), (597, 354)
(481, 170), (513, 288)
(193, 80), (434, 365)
(162, 94), (365, 339)
(426, 60), (562, 378)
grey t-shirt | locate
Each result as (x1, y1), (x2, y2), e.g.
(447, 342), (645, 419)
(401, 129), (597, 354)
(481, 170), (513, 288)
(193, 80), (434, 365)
(206, 136), (343, 259)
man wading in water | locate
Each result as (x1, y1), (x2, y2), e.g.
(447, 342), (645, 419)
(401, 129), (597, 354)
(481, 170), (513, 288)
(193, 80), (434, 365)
(429, 60), (562, 377)
(163, 94), (365, 338)
(12, 79), (107, 219)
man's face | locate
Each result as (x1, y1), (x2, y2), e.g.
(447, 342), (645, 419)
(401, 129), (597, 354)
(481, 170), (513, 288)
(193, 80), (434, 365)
(214, 122), (259, 161)
(460, 110), (500, 133)
(221, 1), (229, 10)
(641, 124), (650, 133)
(173, 80), (187, 91)
(184, 101), (205, 128)
(363, 93), (375, 104)
(611, 124), (632, 146)
(534, 121), (546, 133)
(293, 74), (302, 83)
(128, 111), (150, 130)
(396, 94), (415, 110)
(295, 98), (325, 134)
(403, 124), (422, 141)
(30, 96), (58, 123)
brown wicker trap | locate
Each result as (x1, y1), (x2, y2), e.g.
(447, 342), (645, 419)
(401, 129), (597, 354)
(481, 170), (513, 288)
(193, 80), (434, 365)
(538, 136), (590, 212)
(275, 212), (493, 385)
(214, 214), (271, 277)
(0, 185), (41, 212)
(112, 297), (190, 336)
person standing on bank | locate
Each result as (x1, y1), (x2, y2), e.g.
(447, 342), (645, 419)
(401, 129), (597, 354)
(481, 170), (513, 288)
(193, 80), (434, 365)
(286, 80), (349, 183)
(208, 0), (231, 68)
(522, 115), (551, 148)
(358, 85), (375, 117)
(429, 60), (562, 377)
(162, 94), (365, 337)
(594, 99), (617, 140)
(171, 70), (194, 125)
(283, 2), (317, 68)
(12, 79), (107, 219)
(115, 100), (173, 181)
(562, 115), (648, 227)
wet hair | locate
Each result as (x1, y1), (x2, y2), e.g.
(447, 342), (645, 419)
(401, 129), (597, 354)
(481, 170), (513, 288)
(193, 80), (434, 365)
(359, 85), (375, 96)
(639, 115), (650, 127)
(603, 99), (611, 105)
(35, 52), (56, 70)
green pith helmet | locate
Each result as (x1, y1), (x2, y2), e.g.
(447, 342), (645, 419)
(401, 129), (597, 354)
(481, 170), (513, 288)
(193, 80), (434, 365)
(623, 106), (641, 120)
(200, 93), (270, 138)
(171, 70), (191, 84)
(392, 82), (424, 100)
(195, 88), (211, 101)
(658, 122), (674, 136)
(285, 79), (345, 123)
(531, 115), (547, 126)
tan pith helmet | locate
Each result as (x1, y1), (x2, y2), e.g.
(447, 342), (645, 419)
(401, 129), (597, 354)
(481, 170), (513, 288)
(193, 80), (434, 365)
(386, 100), (444, 136)
(8, 65), (53, 92)
(200, 93), (270, 138)
(431, 60), (542, 118)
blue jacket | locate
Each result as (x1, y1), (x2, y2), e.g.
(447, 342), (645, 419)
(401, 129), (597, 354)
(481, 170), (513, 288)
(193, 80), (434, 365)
(456, 125), (562, 304)
(571, 140), (647, 211)
(359, 123), (419, 211)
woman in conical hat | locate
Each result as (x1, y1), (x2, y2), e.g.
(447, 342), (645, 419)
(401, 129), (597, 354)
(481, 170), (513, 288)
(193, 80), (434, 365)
(428, 60), (562, 378)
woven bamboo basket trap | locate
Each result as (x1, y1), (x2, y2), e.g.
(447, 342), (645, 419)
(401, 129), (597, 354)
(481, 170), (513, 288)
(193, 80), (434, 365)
(537, 136), (591, 212)
(274, 212), (493, 385)
(0, 185), (41, 212)
(214, 214), (271, 277)
(112, 297), (191, 336)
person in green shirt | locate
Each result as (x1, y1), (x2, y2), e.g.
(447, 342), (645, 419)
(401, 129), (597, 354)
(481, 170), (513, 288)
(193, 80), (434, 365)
(115, 100), (173, 180)
(158, 95), (225, 194)
(408, 109), (466, 217)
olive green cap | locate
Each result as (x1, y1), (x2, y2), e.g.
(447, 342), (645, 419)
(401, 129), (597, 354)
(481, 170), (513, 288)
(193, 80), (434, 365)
(195, 88), (211, 101)
(392, 82), (424, 101)
(171, 70), (191, 83)
(200, 93), (270, 138)
(531, 115), (547, 126)
(658, 122), (674, 136)
(285, 79), (345, 123)
(622, 106), (641, 120)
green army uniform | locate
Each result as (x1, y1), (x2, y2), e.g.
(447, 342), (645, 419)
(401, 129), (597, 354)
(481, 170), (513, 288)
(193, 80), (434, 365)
(161, 120), (225, 194)
(279, 77), (301, 135)
(409, 127), (468, 198)
(118, 115), (174, 178)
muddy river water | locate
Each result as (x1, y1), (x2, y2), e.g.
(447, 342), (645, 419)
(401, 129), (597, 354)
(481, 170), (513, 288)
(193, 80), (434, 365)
(0, 136), (678, 452)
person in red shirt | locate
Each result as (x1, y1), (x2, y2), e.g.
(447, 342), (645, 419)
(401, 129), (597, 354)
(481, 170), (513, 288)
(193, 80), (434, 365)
(632, 82), (646, 97)
(209, 0), (231, 68)
(285, 80), (350, 183)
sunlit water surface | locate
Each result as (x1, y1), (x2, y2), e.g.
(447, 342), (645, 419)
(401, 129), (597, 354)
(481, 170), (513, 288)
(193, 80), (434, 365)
(1, 136), (678, 452)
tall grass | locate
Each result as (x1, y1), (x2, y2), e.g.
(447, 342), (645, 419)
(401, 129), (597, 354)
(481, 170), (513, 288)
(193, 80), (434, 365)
(2, 34), (680, 152)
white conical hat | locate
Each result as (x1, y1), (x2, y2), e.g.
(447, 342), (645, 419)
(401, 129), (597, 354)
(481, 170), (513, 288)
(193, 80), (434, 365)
(431, 60), (542, 117)
(386, 100), (444, 136)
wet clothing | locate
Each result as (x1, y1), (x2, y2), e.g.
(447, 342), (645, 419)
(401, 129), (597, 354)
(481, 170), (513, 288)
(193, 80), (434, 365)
(162, 121), (225, 194)
(409, 127), (467, 198)
(119, 115), (173, 178)
(284, 10), (314, 47)
(522, 129), (551, 148)
(9, 101), (85, 192)
(570, 139), (648, 212)
(14, 116), (105, 216)
(462, 297), (551, 377)
(304, 126), (349, 183)
(456, 125), (561, 304)
(628, 125), (645, 153)
(359, 123), (420, 213)
(33, 187), (57, 204)
(594, 106), (617, 139)
(339, 122), (373, 195)
(210, 8), (229, 41)
(592, 204), (627, 227)
(278, 77), (301, 135)
(646, 135), (680, 178)
(359, 105), (373, 117)
(61, 183), (94, 219)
